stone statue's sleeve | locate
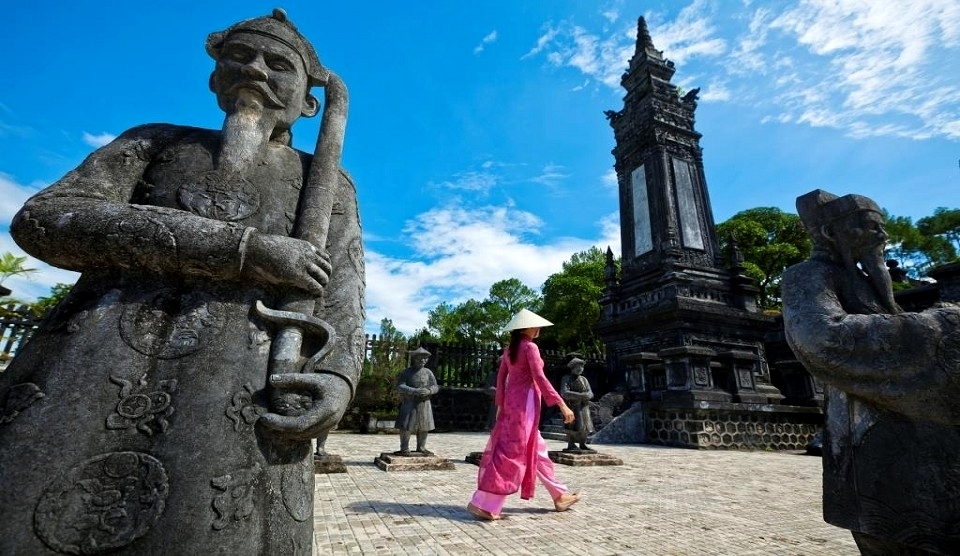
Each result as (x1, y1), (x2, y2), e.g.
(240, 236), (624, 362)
(315, 169), (365, 394)
(782, 262), (960, 424)
(10, 124), (254, 279)
(426, 370), (439, 396)
(396, 370), (416, 395)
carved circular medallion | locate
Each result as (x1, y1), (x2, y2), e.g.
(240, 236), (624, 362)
(117, 393), (152, 419)
(120, 290), (225, 359)
(178, 170), (260, 222)
(34, 451), (169, 555)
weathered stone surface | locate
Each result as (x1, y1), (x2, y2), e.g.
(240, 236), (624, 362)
(0, 9), (363, 555)
(548, 450), (623, 467)
(314, 454), (347, 474)
(373, 452), (455, 472)
(396, 347), (439, 455)
(783, 189), (960, 554)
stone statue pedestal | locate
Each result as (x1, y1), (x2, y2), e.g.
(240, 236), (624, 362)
(374, 451), (455, 472)
(314, 453), (347, 474)
(465, 451), (484, 466)
(549, 449), (623, 467)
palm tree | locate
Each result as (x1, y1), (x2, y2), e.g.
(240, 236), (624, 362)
(0, 252), (36, 298)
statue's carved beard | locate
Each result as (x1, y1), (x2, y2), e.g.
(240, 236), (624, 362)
(218, 88), (274, 175)
(842, 243), (899, 314)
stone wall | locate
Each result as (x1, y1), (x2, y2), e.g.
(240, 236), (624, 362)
(644, 403), (822, 450)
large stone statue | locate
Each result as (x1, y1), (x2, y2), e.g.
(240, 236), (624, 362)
(782, 189), (960, 555)
(395, 347), (439, 455)
(0, 9), (364, 555)
(560, 357), (595, 451)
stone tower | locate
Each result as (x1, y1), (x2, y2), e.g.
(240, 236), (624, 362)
(595, 18), (821, 449)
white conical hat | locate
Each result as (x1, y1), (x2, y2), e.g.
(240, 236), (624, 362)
(503, 309), (554, 331)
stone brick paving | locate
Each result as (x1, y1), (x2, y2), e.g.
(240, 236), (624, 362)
(313, 432), (859, 555)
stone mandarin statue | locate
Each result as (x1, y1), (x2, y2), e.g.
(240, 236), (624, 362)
(781, 189), (960, 556)
(395, 346), (439, 455)
(560, 357), (595, 451)
(0, 9), (364, 555)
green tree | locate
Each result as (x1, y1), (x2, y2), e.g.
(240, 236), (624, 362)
(538, 247), (614, 353)
(0, 252), (38, 310)
(28, 283), (74, 316)
(0, 252), (36, 287)
(883, 211), (954, 279)
(917, 207), (960, 261)
(425, 279), (540, 345)
(355, 318), (407, 415)
(716, 207), (811, 310)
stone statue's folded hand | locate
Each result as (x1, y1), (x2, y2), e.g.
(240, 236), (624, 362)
(259, 373), (350, 441)
(242, 231), (332, 295)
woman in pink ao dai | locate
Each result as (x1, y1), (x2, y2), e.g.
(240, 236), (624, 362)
(468, 309), (581, 520)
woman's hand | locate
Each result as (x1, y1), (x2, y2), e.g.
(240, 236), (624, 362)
(560, 403), (575, 425)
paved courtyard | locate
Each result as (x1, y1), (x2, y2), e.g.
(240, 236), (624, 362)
(312, 431), (859, 555)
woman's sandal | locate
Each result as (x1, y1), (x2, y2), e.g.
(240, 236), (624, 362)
(553, 491), (581, 512)
(467, 503), (501, 521)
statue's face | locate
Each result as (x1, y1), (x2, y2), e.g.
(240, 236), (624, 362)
(412, 356), (428, 368)
(571, 364), (584, 376)
(211, 32), (316, 130)
(836, 210), (887, 259)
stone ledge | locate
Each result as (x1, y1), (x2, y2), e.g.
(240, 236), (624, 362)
(314, 454), (347, 474)
(548, 450), (624, 466)
(373, 452), (456, 472)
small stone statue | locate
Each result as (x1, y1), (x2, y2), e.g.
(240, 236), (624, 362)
(560, 358), (595, 452)
(395, 347), (439, 455)
(782, 189), (960, 555)
(0, 9), (363, 555)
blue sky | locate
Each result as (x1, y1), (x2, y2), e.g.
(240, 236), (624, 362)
(2, 0), (958, 334)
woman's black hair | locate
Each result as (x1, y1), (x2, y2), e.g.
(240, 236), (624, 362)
(508, 329), (524, 363)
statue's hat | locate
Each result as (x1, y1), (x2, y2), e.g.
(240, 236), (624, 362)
(206, 8), (329, 87)
(408, 346), (432, 357)
(503, 309), (553, 332)
(796, 189), (882, 234)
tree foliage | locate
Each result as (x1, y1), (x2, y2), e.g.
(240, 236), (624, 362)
(716, 207), (811, 310)
(883, 210), (956, 278)
(425, 278), (540, 345)
(355, 318), (408, 414)
(916, 207), (960, 260)
(28, 283), (74, 316)
(0, 252), (36, 285)
(538, 247), (615, 353)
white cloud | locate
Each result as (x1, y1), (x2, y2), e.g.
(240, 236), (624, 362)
(527, 0), (726, 90)
(700, 81), (731, 102)
(601, 168), (618, 192)
(527, 1), (959, 140)
(82, 132), (116, 148)
(363, 202), (605, 335)
(529, 163), (568, 187)
(523, 27), (560, 59)
(474, 30), (498, 54)
(649, 0), (727, 67)
(431, 170), (498, 195)
(0, 172), (40, 225)
(753, 0), (960, 139)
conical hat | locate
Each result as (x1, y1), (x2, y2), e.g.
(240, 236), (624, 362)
(503, 309), (554, 332)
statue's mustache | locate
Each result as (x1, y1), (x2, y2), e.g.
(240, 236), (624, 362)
(225, 82), (286, 109)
